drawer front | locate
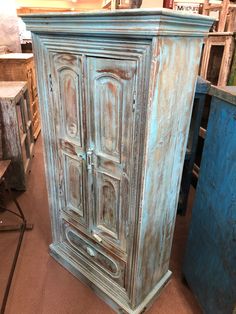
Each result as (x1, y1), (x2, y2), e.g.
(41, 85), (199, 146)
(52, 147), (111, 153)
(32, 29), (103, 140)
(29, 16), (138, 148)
(62, 222), (126, 288)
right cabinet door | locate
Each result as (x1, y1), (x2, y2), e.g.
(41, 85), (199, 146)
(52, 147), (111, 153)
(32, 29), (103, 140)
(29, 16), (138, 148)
(87, 57), (137, 257)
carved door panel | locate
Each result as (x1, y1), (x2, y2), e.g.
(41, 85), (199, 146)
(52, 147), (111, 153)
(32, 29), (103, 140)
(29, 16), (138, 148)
(87, 57), (137, 254)
(49, 52), (89, 228)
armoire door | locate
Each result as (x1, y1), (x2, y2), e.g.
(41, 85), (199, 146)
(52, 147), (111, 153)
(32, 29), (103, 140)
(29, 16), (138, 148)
(48, 50), (138, 260)
(48, 52), (89, 229)
(87, 57), (137, 256)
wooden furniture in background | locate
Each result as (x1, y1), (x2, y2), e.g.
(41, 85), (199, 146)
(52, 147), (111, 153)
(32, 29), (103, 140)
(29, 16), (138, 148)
(178, 76), (210, 215)
(203, 0), (236, 32)
(200, 32), (235, 86)
(228, 47), (236, 84)
(0, 53), (41, 139)
(102, 0), (142, 9)
(183, 86), (236, 314)
(17, 7), (71, 14)
(22, 10), (213, 314)
(0, 81), (34, 190)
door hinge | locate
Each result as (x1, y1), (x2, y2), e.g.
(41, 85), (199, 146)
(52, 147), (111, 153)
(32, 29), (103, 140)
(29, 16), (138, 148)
(49, 74), (53, 92)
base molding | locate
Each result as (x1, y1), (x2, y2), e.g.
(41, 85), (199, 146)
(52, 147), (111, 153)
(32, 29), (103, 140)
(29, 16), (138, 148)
(50, 243), (172, 314)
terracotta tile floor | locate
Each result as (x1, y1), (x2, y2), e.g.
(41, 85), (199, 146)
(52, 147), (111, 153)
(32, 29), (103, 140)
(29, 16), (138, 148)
(0, 135), (202, 314)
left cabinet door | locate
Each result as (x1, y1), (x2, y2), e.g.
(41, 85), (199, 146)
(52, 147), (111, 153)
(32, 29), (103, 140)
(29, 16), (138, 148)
(48, 52), (89, 229)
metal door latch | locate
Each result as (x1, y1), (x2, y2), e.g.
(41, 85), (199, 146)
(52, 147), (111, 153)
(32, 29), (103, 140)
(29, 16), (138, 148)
(92, 232), (102, 243)
(86, 148), (94, 170)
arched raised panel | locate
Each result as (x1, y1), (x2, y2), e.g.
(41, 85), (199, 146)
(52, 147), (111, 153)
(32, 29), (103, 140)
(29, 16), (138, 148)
(65, 155), (84, 218)
(95, 75), (122, 162)
(101, 181), (117, 233)
(59, 68), (82, 145)
(68, 160), (82, 210)
(98, 173), (120, 238)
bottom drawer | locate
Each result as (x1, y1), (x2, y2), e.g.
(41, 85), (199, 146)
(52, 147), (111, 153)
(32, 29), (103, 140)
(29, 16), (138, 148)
(61, 222), (126, 288)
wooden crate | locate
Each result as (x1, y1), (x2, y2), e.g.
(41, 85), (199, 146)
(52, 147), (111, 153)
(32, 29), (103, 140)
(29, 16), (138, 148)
(0, 53), (41, 139)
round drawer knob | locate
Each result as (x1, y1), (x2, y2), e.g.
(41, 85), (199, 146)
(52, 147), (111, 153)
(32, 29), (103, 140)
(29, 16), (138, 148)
(86, 246), (96, 257)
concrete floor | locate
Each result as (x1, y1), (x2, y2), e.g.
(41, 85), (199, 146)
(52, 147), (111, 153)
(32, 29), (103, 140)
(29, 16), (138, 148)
(0, 135), (202, 314)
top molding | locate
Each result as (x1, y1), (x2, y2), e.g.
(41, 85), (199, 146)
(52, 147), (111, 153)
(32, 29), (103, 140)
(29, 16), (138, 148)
(20, 8), (214, 38)
(210, 86), (236, 106)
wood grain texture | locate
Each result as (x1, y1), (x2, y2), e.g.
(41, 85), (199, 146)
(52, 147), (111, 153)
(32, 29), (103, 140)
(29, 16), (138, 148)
(228, 48), (236, 85)
(183, 86), (236, 314)
(22, 10), (213, 314)
(209, 85), (236, 105)
(200, 33), (235, 86)
(0, 53), (41, 139)
(0, 81), (34, 190)
(0, 160), (11, 179)
(132, 36), (203, 306)
(21, 9), (214, 37)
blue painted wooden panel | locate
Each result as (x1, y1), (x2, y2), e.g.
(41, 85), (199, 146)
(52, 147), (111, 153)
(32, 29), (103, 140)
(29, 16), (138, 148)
(183, 86), (236, 314)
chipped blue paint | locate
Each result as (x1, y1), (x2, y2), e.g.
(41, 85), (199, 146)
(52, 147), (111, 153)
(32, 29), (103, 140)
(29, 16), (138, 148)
(21, 9), (214, 313)
(183, 86), (236, 314)
(134, 37), (205, 304)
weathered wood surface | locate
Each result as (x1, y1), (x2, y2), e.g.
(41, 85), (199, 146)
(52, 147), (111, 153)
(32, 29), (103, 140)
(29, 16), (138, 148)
(0, 81), (27, 101)
(22, 10), (213, 314)
(183, 85), (236, 314)
(202, 0), (236, 32)
(228, 49), (236, 85)
(0, 160), (11, 180)
(20, 9), (214, 37)
(200, 33), (235, 86)
(210, 85), (236, 104)
(0, 81), (34, 190)
(0, 53), (41, 139)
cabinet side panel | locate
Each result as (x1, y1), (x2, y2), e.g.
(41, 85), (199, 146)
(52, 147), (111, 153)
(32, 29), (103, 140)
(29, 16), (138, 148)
(31, 34), (61, 242)
(133, 37), (203, 305)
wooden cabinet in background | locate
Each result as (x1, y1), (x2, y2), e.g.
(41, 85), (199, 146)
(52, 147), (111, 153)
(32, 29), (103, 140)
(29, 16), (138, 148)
(22, 10), (213, 314)
(0, 53), (41, 139)
(0, 81), (34, 190)
(183, 86), (236, 314)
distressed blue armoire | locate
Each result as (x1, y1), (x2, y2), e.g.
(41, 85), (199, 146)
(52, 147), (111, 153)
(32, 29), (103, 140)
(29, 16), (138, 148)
(183, 86), (236, 314)
(22, 9), (213, 314)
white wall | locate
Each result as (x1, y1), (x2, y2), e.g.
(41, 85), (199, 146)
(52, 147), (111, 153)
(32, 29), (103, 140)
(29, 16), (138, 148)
(0, 0), (21, 52)
(142, 0), (163, 8)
